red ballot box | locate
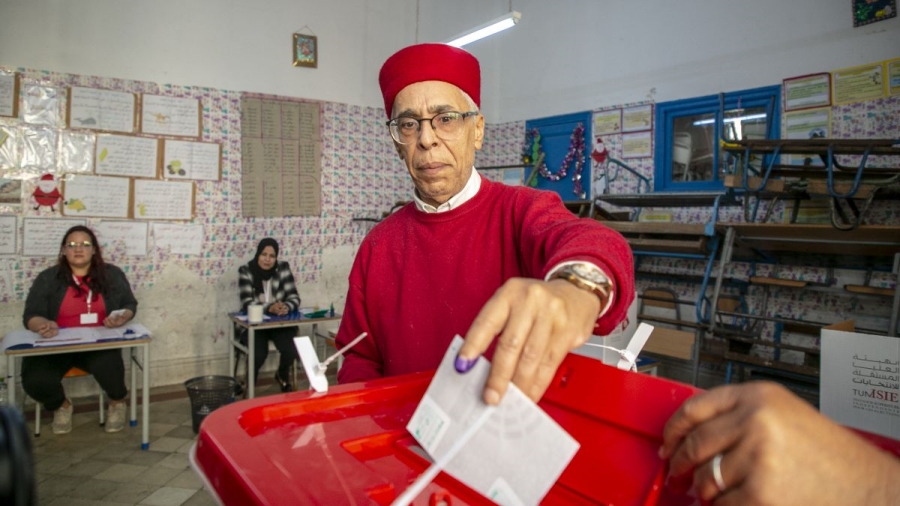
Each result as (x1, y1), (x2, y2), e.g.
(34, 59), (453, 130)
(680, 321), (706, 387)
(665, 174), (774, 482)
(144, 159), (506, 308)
(192, 352), (900, 505)
(193, 353), (711, 505)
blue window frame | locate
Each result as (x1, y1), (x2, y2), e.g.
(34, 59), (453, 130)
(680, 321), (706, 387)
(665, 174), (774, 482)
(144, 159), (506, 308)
(653, 85), (781, 192)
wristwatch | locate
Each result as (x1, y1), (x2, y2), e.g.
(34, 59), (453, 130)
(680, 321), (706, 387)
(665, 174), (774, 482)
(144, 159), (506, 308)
(552, 263), (613, 305)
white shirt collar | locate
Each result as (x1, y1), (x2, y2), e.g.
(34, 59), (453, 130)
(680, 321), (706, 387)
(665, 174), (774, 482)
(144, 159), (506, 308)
(413, 168), (481, 213)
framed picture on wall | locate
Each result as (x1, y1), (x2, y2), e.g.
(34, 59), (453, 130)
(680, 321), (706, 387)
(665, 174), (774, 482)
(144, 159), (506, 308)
(293, 34), (318, 68)
(784, 73), (831, 111)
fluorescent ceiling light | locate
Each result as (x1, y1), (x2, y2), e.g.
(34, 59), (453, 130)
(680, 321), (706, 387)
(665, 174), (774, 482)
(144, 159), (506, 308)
(445, 11), (521, 48)
(693, 113), (767, 126)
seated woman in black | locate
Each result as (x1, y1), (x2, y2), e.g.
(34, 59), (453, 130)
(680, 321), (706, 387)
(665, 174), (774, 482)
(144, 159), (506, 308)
(22, 225), (137, 435)
(238, 238), (302, 392)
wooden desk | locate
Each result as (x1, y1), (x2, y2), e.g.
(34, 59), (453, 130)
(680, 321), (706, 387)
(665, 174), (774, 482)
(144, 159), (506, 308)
(5, 338), (152, 449)
(228, 312), (341, 398)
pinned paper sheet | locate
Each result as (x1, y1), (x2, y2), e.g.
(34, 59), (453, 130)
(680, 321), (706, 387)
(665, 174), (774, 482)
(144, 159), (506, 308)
(401, 335), (579, 506)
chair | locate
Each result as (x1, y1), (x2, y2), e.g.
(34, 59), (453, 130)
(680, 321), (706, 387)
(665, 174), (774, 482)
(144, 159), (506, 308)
(32, 367), (105, 437)
(672, 133), (693, 181)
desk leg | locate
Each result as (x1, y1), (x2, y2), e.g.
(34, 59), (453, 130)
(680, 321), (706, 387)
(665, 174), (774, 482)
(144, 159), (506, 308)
(130, 349), (137, 427)
(142, 343), (150, 450)
(228, 322), (235, 379)
(248, 328), (255, 399)
(7, 355), (16, 408)
(312, 323), (320, 360)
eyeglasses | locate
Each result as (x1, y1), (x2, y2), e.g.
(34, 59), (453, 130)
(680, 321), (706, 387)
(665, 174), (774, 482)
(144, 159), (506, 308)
(387, 111), (479, 145)
(65, 241), (93, 250)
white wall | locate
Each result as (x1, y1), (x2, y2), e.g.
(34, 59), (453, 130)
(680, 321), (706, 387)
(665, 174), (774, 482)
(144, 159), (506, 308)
(3, 0), (897, 123)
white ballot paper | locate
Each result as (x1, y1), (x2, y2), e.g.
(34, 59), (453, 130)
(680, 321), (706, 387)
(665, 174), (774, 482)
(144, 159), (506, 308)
(406, 335), (580, 506)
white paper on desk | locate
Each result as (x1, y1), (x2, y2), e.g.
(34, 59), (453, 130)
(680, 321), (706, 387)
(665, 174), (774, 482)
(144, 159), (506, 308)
(233, 314), (272, 322)
(32, 327), (100, 347)
(406, 335), (580, 506)
(1, 330), (40, 352)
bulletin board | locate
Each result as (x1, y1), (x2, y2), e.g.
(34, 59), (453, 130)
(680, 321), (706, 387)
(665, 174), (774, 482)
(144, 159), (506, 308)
(0, 214), (16, 255)
(95, 134), (159, 178)
(67, 86), (136, 133)
(132, 179), (195, 220)
(161, 139), (221, 181)
(140, 94), (202, 138)
(22, 217), (87, 257)
(0, 71), (19, 118)
(61, 175), (131, 218)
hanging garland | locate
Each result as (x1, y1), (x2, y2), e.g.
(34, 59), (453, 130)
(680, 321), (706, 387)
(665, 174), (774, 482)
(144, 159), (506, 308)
(521, 123), (587, 198)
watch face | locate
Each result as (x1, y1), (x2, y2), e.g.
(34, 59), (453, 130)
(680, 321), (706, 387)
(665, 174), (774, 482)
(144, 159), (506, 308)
(571, 263), (609, 285)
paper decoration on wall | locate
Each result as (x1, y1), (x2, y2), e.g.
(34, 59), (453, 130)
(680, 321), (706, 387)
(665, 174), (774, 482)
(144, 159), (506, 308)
(29, 174), (62, 214)
(0, 71), (19, 118)
(132, 179), (194, 220)
(161, 140), (221, 181)
(19, 126), (57, 172)
(833, 62), (886, 104)
(151, 222), (203, 255)
(96, 220), (149, 256)
(58, 131), (96, 174)
(61, 174), (131, 218)
(240, 96), (322, 217)
(95, 134), (159, 178)
(22, 85), (61, 127)
(140, 94), (202, 138)
(0, 179), (22, 208)
(0, 214), (16, 255)
(67, 86), (136, 133)
(622, 105), (653, 133)
(0, 125), (16, 170)
(22, 217), (87, 257)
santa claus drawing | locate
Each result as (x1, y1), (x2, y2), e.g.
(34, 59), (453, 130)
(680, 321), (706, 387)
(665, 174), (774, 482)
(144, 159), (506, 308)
(31, 173), (62, 213)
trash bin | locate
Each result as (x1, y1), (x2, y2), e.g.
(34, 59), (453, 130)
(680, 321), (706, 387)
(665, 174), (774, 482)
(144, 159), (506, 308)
(185, 375), (238, 434)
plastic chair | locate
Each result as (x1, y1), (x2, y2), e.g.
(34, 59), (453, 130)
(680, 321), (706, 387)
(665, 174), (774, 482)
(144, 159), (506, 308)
(32, 367), (105, 437)
(672, 133), (693, 181)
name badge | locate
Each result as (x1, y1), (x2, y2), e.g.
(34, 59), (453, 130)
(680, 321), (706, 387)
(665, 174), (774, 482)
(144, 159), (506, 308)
(81, 313), (98, 325)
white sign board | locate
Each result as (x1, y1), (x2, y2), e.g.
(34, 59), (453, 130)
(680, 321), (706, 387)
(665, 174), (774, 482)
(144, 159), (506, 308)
(821, 329), (900, 439)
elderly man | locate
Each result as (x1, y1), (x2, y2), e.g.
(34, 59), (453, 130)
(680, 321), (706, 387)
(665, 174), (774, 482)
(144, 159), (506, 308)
(335, 43), (634, 405)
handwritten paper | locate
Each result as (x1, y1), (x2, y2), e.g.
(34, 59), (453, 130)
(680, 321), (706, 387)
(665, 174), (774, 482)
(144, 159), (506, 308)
(95, 220), (148, 256)
(68, 86), (136, 133)
(0, 72), (18, 118)
(151, 222), (203, 255)
(95, 134), (159, 178)
(140, 94), (201, 138)
(0, 215), (16, 255)
(241, 96), (321, 217)
(133, 179), (194, 220)
(61, 175), (130, 218)
(22, 217), (87, 257)
(821, 329), (900, 439)
(161, 140), (220, 181)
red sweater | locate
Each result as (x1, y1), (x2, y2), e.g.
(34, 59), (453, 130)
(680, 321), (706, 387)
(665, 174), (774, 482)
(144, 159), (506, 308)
(336, 177), (634, 384)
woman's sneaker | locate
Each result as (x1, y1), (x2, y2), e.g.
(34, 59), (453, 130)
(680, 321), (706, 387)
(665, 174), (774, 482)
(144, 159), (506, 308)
(105, 402), (126, 433)
(52, 400), (74, 434)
